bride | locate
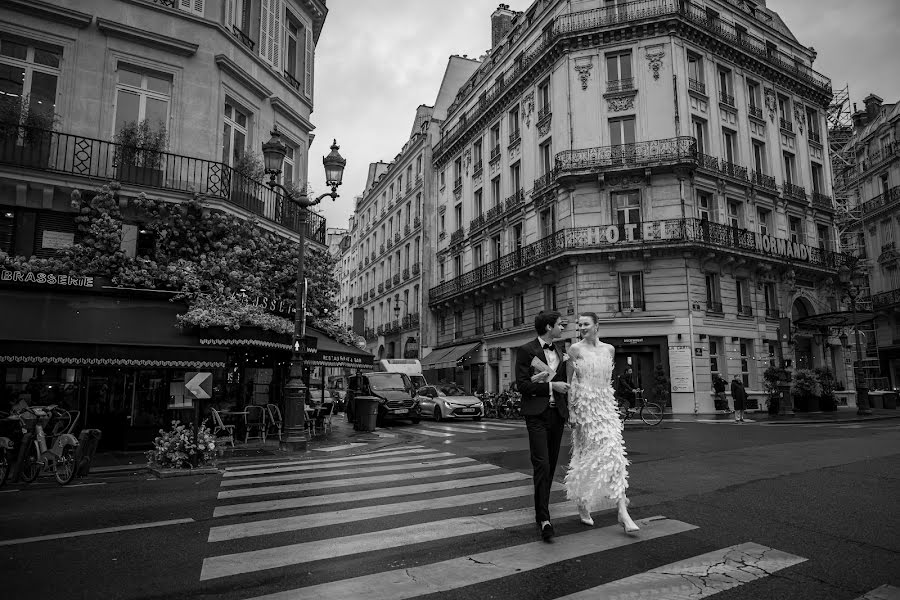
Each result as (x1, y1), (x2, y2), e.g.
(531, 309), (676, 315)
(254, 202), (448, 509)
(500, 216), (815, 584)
(564, 311), (640, 533)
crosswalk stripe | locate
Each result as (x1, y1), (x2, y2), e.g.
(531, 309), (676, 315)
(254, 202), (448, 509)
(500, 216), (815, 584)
(224, 447), (434, 471)
(853, 584), (900, 599)
(365, 444), (425, 453)
(207, 482), (564, 542)
(217, 463), (500, 500)
(409, 428), (455, 437)
(212, 472), (530, 517)
(418, 423), (511, 433)
(558, 542), (806, 599)
(480, 420), (524, 428)
(201, 501), (581, 580)
(241, 516), (696, 600)
(427, 420), (513, 430)
(311, 443), (369, 451)
(223, 451), (451, 478)
(220, 457), (475, 487)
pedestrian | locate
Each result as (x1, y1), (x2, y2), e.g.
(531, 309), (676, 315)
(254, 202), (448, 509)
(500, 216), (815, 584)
(564, 312), (640, 534)
(514, 311), (570, 542)
(617, 367), (637, 408)
(730, 375), (747, 422)
(713, 374), (730, 413)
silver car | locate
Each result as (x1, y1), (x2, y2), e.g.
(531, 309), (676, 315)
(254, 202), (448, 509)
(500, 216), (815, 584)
(416, 384), (484, 421)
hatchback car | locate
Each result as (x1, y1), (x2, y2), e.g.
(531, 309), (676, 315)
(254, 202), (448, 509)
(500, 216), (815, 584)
(416, 384), (484, 421)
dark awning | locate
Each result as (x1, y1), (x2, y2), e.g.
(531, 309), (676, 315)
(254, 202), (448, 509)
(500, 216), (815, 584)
(421, 342), (481, 370)
(0, 340), (227, 368)
(794, 310), (875, 330)
(303, 327), (374, 369)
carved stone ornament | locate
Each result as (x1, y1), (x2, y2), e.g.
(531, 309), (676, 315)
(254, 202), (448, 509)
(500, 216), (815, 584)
(574, 59), (593, 90)
(523, 91), (535, 128)
(793, 103), (805, 134)
(607, 96), (634, 112)
(463, 148), (472, 171)
(764, 88), (777, 122)
(645, 46), (665, 80)
(537, 117), (552, 137)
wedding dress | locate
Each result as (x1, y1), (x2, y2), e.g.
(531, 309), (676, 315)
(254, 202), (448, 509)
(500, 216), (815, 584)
(564, 343), (630, 510)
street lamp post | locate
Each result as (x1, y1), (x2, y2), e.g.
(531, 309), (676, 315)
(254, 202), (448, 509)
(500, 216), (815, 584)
(838, 260), (872, 416)
(262, 128), (346, 450)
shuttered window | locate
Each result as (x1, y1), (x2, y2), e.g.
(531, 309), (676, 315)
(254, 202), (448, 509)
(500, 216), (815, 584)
(259, 0), (283, 69)
(178, 0), (204, 16)
(304, 24), (313, 97)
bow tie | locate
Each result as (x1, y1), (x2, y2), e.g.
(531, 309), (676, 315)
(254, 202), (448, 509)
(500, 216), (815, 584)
(542, 343), (555, 351)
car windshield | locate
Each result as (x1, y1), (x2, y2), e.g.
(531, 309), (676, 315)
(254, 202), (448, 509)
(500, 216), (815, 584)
(440, 386), (466, 396)
(368, 374), (408, 391)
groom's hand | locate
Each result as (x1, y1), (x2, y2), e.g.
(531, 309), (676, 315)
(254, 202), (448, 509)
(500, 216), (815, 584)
(551, 381), (569, 394)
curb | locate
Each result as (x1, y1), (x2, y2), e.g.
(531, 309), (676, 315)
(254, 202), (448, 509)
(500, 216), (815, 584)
(758, 414), (900, 425)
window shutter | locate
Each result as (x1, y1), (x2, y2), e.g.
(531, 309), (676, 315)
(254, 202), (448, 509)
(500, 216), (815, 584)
(179, 0), (203, 16)
(259, 0), (271, 64)
(226, 0), (234, 27)
(259, 0), (283, 68)
(271, 0), (283, 70)
(194, 0), (204, 16)
(304, 23), (313, 97)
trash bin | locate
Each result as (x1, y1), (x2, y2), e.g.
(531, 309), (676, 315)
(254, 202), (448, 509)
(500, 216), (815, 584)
(75, 429), (102, 477)
(354, 397), (380, 432)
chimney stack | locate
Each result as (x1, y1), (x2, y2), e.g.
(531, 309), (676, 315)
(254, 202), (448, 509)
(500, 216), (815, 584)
(491, 4), (515, 49)
(863, 93), (883, 121)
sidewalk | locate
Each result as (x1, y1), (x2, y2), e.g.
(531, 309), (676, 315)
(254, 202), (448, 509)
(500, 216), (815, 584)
(89, 412), (409, 475)
(669, 404), (900, 424)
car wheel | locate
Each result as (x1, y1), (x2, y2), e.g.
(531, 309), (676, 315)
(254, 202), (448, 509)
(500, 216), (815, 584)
(433, 407), (443, 422)
(473, 416), (482, 422)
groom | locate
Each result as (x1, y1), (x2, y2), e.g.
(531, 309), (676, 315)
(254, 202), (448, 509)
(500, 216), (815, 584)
(514, 311), (570, 542)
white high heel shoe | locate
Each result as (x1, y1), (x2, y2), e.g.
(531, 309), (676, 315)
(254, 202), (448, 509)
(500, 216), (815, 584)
(617, 511), (640, 534)
(578, 504), (594, 526)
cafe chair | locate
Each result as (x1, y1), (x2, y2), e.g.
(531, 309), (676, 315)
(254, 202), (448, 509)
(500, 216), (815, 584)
(210, 408), (235, 447)
(265, 404), (283, 438)
(318, 402), (335, 435)
(244, 405), (267, 443)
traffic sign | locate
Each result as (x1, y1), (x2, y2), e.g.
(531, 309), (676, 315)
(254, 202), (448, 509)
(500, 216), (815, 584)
(185, 372), (212, 399)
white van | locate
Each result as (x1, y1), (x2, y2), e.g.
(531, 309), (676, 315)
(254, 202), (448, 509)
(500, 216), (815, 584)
(374, 359), (427, 392)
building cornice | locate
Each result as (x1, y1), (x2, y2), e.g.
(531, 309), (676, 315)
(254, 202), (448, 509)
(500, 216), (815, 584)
(3, 0), (92, 28)
(270, 96), (314, 132)
(215, 54), (272, 99)
(96, 17), (199, 56)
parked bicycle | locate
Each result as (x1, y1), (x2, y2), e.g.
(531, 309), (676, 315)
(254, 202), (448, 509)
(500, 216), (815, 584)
(477, 392), (500, 419)
(618, 388), (663, 426)
(14, 405), (80, 485)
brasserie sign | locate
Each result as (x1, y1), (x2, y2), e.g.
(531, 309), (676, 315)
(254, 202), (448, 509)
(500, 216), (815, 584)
(0, 270), (95, 287)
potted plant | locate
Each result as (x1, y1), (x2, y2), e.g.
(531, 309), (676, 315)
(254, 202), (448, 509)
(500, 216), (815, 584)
(791, 368), (822, 412)
(652, 363), (670, 408)
(114, 118), (167, 187)
(763, 365), (790, 414)
(0, 94), (58, 168)
(230, 150), (265, 214)
(813, 367), (837, 412)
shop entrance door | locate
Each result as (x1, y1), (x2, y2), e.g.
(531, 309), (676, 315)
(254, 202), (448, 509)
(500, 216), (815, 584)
(84, 369), (132, 451)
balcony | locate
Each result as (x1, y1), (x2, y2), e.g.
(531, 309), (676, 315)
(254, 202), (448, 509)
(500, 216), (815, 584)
(450, 228), (465, 244)
(718, 159), (748, 180)
(473, 162), (483, 177)
(412, 262), (421, 275)
(782, 182), (806, 200)
(393, 273), (400, 285)
(414, 215), (422, 228)
(737, 306), (753, 317)
(370, 251), (376, 261)
(509, 129), (521, 146)
(403, 267), (410, 280)
(748, 105), (763, 120)
(395, 232), (401, 242)
(470, 214), (486, 231)
(779, 118), (794, 133)
(872, 287), (900, 310)
(453, 177), (463, 192)
(492, 321), (503, 331)
(0, 126), (327, 244)
(384, 278), (392, 290)
(429, 218), (852, 303)
(619, 301), (646, 312)
(376, 324), (384, 336)
(379, 243), (385, 254)
(369, 287), (375, 297)
(231, 25), (256, 51)
(811, 192), (833, 211)
(363, 291), (369, 301)
(751, 170), (777, 191)
(485, 203), (504, 224)
(808, 131), (821, 144)
(706, 301), (724, 313)
(697, 153), (719, 171)
(505, 189), (525, 212)
(364, 256), (370, 266)
(282, 69), (301, 92)
(386, 237), (393, 249)
(490, 145), (501, 162)
(537, 104), (551, 122)
(861, 185), (900, 216)
(607, 78), (635, 93)
(348, 296), (354, 306)
(357, 295), (363, 305)
(719, 91), (735, 107)
(513, 316), (525, 326)
(688, 78), (706, 95)
(533, 170), (558, 194)
(405, 223), (411, 235)
(557, 136), (696, 175)
(378, 283), (384, 294)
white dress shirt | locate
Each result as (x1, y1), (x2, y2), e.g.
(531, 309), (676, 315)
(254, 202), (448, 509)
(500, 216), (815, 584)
(537, 337), (559, 403)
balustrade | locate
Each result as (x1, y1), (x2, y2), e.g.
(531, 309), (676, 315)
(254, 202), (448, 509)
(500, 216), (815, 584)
(412, 262), (421, 275)
(749, 105), (763, 119)
(719, 91), (735, 107)
(450, 228), (465, 243)
(861, 186), (900, 215)
(782, 182), (806, 200)
(779, 118), (794, 133)
(751, 170), (777, 190)
(557, 137), (696, 173)
(607, 78), (635, 93)
(811, 192), (833, 210)
(688, 78), (706, 95)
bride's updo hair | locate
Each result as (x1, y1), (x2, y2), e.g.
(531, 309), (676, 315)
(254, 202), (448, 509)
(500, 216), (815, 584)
(579, 311), (599, 324)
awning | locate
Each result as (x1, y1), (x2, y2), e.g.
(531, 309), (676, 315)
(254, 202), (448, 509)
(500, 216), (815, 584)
(794, 310), (875, 330)
(421, 342), (481, 370)
(303, 327), (374, 370)
(0, 341), (227, 368)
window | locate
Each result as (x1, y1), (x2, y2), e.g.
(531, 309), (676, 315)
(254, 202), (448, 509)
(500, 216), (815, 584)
(619, 272), (644, 310)
(440, 169), (445, 188)
(490, 123), (501, 157)
(474, 189), (483, 216)
(454, 311), (463, 338)
(509, 106), (520, 141)
(817, 224), (831, 251)
(454, 203), (463, 230)
(510, 162), (521, 192)
(752, 141), (766, 174)
(537, 78), (550, 114)
(0, 36), (61, 126)
(539, 140), (553, 174)
(706, 273), (722, 311)
(475, 305), (484, 333)
(491, 176), (501, 208)
(736, 279), (752, 316)
(806, 107), (821, 141)
(727, 199), (741, 228)
(882, 173), (891, 196)
(614, 191), (641, 239)
(513, 293), (525, 326)
(698, 190), (712, 221)
(284, 12), (309, 93)
(778, 95), (791, 128)
(747, 79), (761, 110)
(693, 118), (707, 153)
(789, 216), (803, 243)
(513, 223), (523, 249)
(115, 65), (171, 134)
(722, 128), (736, 164)
(606, 51), (633, 90)
(544, 284), (557, 311)
(687, 52), (704, 93)
(609, 117), (636, 146)
(280, 144), (296, 187)
(492, 234), (502, 260)
(493, 299), (504, 330)
(881, 219), (894, 245)
(439, 213), (445, 234)
(539, 206), (555, 237)
(763, 283), (777, 318)
(473, 138), (483, 168)
(757, 208), (771, 235)
(453, 157), (462, 184)
(709, 338), (722, 376)
(811, 163), (824, 195)
(783, 152), (796, 184)
(739, 339), (752, 387)
(473, 244), (483, 268)
(222, 101), (249, 167)
(416, 155), (422, 176)
(440, 314), (447, 335)
(717, 67), (733, 105)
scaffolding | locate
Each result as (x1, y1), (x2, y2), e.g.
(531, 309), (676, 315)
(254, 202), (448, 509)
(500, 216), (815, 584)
(828, 84), (860, 257)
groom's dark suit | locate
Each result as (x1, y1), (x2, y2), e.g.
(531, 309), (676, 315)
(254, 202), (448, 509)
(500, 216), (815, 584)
(515, 338), (570, 524)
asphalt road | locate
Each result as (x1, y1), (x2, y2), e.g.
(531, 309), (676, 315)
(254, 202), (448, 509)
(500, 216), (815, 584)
(1, 418), (898, 600)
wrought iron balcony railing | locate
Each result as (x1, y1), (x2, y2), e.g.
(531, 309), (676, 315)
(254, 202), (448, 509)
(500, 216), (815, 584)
(412, 262), (421, 275)
(697, 152), (719, 171)
(719, 160), (748, 180)
(808, 131), (821, 144)
(378, 283), (384, 294)
(509, 129), (521, 146)
(779, 118), (794, 133)
(872, 287), (900, 309)
(533, 169), (558, 192)
(485, 203), (504, 224)
(738, 306), (753, 317)
(537, 105), (551, 122)
(402, 267), (410, 280)
(393, 273), (400, 284)
(811, 192), (833, 210)
(688, 78), (706, 95)
(505, 188), (525, 212)
(751, 170), (777, 191)
(470, 214), (486, 231)
(782, 182), (806, 200)
(748, 105), (763, 120)
(231, 25), (256, 50)
(719, 91), (735, 107)
(450, 228), (465, 244)
(861, 186), (900, 216)
(429, 218), (852, 302)
(379, 243), (385, 254)
(395, 232), (401, 242)
(0, 126), (326, 243)
(607, 78), (635, 93)
(282, 69), (301, 92)
(557, 136), (696, 173)
(706, 301), (724, 313)
(384, 278), (392, 290)
(453, 177), (463, 192)
(490, 145), (501, 161)
(414, 215), (421, 228)
(473, 162), (483, 177)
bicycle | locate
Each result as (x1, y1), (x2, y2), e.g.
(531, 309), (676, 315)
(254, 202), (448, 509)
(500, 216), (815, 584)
(618, 389), (663, 426)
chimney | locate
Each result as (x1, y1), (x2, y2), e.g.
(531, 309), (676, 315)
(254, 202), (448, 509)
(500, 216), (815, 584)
(851, 109), (868, 132)
(863, 93), (883, 120)
(491, 4), (515, 49)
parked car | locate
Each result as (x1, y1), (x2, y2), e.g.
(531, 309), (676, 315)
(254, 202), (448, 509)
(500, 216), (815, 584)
(345, 372), (421, 426)
(416, 384), (484, 421)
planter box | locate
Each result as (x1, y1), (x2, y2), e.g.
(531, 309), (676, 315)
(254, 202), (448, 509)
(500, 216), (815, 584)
(231, 175), (264, 214)
(0, 136), (52, 169)
(118, 164), (163, 187)
(148, 465), (220, 478)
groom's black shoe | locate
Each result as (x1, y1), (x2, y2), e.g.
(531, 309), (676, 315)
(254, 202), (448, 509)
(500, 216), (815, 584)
(540, 522), (555, 543)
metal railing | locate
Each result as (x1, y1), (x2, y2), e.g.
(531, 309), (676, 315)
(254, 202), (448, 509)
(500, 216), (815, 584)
(619, 300), (646, 311)
(505, 188), (525, 212)
(811, 192), (833, 210)
(607, 78), (635, 93)
(748, 105), (763, 119)
(429, 218), (852, 302)
(490, 145), (501, 161)
(707, 301), (724, 313)
(751, 170), (777, 191)
(872, 287), (900, 309)
(412, 262), (421, 275)
(688, 78), (706, 95)
(782, 182), (806, 200)
(533, 170), (558, 192)
(537, 104), (552, 122)
(556, 136), (696, 172)
(861, 186), (900, 216)
(720, 91), (735, 107)
(450, 228), (465, 243)
(0, 127), (326, 243)
(473, 162), (483, 177)
(779, 118), (794, 133)
(470, 214), (485, 231)
(509, 130), (521, 146)
(719, 159), (748, 180)
(232, 25), (256, 50)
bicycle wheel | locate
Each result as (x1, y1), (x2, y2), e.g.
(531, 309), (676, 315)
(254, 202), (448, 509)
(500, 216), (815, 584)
(54, 444), (77, 485)
(19, 445), (42, 483)
(640, 402), (663, 426)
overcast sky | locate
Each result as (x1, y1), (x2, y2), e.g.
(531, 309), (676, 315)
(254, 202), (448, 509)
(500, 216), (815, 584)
(309, 0), (900, 231)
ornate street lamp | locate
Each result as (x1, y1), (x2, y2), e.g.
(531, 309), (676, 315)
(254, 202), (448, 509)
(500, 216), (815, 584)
(262, 128), (346, 450)
(838, 260), (872, 416)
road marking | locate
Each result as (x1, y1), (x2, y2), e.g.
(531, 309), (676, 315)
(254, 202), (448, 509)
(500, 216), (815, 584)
(558, 542), (806, 599)
(480, 420), (525, 428)
(223, 451), (451, 478)
(217, 463), (500, 499)
(241, 517), (695, 600)
(223, 447), (432, 471)
(419, 423), (512, 433)
(213, 471), (530, 517)
(208, 482), (564, 542)
(67, 482), (107, 488)
(311, 443), (369, 451)
(854, 584), (900, 600)
(365, 444), (425, 453)
(410, 428), (455, 437)
(0, 489), (19, 494)
(220, 456), (475, 487)
(0, 518), (195, 547)
(201, 501), (580, 580)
